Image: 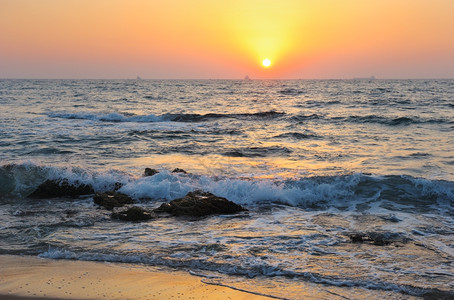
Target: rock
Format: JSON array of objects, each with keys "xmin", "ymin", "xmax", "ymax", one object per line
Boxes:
[
  {"xmin": 28, "ymin": 179, "xmax": 94, "ymax": 198},
  {"xmin": 422, "ymin": 290, "xmax": 454, "ymax": 300},
  {"xmin": 367, "ymin": 232, "xmax": 393, "ymax": 246},
  {"xmin": 144, "ymin": 168, "xmax": 159, "ymax": 177},
  {"xmin": 64, "ymin": 209, "xmax": 78, "ymax": 218},
  {"xmin": 112, "ymin": 206, "xmax": 154, "ymax": 221},
  {"xmin": 93, "ymin": 191, "xmax": 134, "ymax": 210},
  {"xmin": 172, "ymin": 168, "xmax": 187, "ymax": 174},
  {"xmin": 113, "ymin": 182, "xmax": 123, "ymax": 191},
  {"xmin": 349, "ymin": 232, "xmax": 402, "ymax": 246},
  {"xmin": 349, "ymin": 233, "xmax": 364, "ymax": 243},
  {"xmin": 153, "ymin": 190, "xmax": 247, "ymax": 217}
]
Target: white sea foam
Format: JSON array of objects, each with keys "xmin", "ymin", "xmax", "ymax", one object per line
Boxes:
[
  {"xmin": 1, "ymin": 161, "xmax": 453, "ymax": 215},
  {"xmin": 116, "ymin": 171, "xmax": 365, "ymax": 209},
  {"xmin": 38, "ymin": 247, "xmax": 450, "ymax": 298}
]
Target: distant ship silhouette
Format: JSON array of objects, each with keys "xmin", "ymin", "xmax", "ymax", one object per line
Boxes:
[
  {"xmin": 137, "ymin": 76, "xmax": 142, "ymax": 80},
  {"xmin": 244, "ymin": 75, "xmax": 251, "ymax": 80}
]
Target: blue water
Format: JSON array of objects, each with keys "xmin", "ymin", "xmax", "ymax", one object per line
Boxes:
[{"xmin": 0, "ymin": 79, "xmax": 453, "ymax": 299}]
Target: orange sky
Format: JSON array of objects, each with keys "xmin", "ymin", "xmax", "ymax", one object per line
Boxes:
[{"xmin": 1, "ymin": 0, "xmax": 454, "ymax": 79}]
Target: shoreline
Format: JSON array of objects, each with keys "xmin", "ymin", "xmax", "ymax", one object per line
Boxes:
[{"xmin": 0, "ymin": 255, "xmax": 273, "ymax": 300}]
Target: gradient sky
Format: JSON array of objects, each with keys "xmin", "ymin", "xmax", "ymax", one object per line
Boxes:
[{"xmin": 1, "ymin": 0, "xmax": 454, "ymax": 79}]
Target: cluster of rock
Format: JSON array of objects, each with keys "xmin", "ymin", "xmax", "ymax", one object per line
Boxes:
[
  {"xmin": 27, "ymin": 168, "xmax": 247, "ymax": 222},
  {"xmin": 143, "ymin": 167, "xmax": 187, "ymax": 176},
  {"xmin": 348, "ymin": 232, "xmax": 408, "ymax": 246},
  {"xmin": 93, "ymin": 191, "xmax": 134, "ymax": 210},
  {"xmin": 111, "ymin": 206, "xmax": 154, "ymax": 221},
  {"xmin": 28, "ymin": 179, "xmax": 94, "ymax": 198},
  {"xmin": 154, "ymin": 190, "xmax": 246, "ymax": 217}
]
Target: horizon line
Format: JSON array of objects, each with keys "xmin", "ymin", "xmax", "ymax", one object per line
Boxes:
[{"xmin": 1, "ymin": 77, "xmax": 454, "ymax": 81}]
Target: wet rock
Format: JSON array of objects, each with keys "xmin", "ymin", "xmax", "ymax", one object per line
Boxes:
[
  {"xmin": 349, "ymin": 232, "xmax": 407, "ymax": 246},
  {"xmin": 93, "ymin": 191, "xmax": 134, "ymax": 210},
  {"xmin": 12, "ymin": 209, "xmax": 31, "ymax": 216},
  {"xmin": 144, "ymin": 168, "xmax": 159, "ymax": 177},
  {"xmin": 422, "ymin": 289, "xmax": 454, "ymax": 300},
  {"xmin": 349, "ymin": 233, "xmax": 364, "ymax": 243},
  {"xmin": 64, "ymin": 209, "xmax": 78, "ymax": 218},
  {"xmin": 172, "ymin": 168, "xmax": 187, "ymax": 174},
  {"xmin": 112, "ymin": 206, "xmax": 154, "ymax": 221},
  {"xmin": 379, "ymin": 215, "xmax": 401, "ymax": 223},
  {"xmin": 113, "ymin": 182, "xmax": 123, "ymax": 191},
  {"xmin": 153, "ymin": 190, "xmax": 247, "ymax": 217},
  {"xmin": 368, "ymin": 233, "xmax": 393, "ymax": 246},
  {"xmin": 28, "ymin": 179, "xmax": 94, "ymax": 198}
]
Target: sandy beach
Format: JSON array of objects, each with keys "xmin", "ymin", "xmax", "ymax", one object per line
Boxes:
[{"xmin": 0, "ymin": 255, "xmax": 273, "ymax": 300}]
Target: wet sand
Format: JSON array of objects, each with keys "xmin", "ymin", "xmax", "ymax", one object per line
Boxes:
[{"xmin": 0, "ymin": 255, "xmax": 273, "ymax": 300}]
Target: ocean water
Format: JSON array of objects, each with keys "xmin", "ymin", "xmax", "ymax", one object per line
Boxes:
[{"xmin": 0, "ymin": 79, "xmax": 453, "ymax": 299}]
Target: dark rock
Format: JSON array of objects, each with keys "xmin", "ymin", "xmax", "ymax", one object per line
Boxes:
[
  {"xmin": 93, "ymin": 191, "xmax": 134, "ymax": 210},
  {"xmin": 12, "ymin": 209, "xmax": 31, "ymax": 216},
  {"xmin": 172, "ymin": 168, "xmax": 187, "ymax": 174},
  {"xmin": 380, "ymin": 215, "xmax": 401, "ymax": 223},
  {"xmin": 113, "ymin": 182, "xmax": 123, "ymax": 191},
  {"xmin": 422, "ymin": 290, "xmax": 454, "ymax": 300},
  {"xmin": 153, "ymin": 190, "xmax": 247, "ymax": 217},
  {"xmin": 144, "ymin": 168, "xmax": 159, "ymax": 176},
  {"xmin": 64, "ymin": 209, "xmax": 78, "ymax": 217},
  {"xmin": 349, "ymin": 232, "xmax": 403, "ymax": 246},
  {"xmin": 112, "ymin": 206, "xmax": 154, "ymax": 221},
  {"xmin": 368, "ymin": 232, "xmax": 393, "ymax": 246},
  {"xmin": 349, "ymin": 233, "xmax": 364, "ymax": 243},
  {"xmin": 28, "ymin": 179, "xmax": 94, "ymax": 198}
]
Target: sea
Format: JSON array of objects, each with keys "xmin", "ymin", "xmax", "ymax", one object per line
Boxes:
[{"xmin": 0, "ymin": 79, "xmax": 453, "ymax": 299}]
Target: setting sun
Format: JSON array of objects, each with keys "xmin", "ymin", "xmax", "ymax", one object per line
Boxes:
[
  {"xmin": 0, "ymin": 0, "xmax": 453, "ymax": 79},
  {"xmin": 262, "ymin": 58, "xmax": 271, "ymax": 68}
]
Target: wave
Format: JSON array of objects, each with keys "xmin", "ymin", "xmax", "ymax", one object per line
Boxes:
[
  {"xmin": 38, "ymin": 247, "xmax": 454, "ymax": 299},
  {"xmin": 166, "ymin": 111, "xmax": 285, "ymax": 122},
  {"xmin": 272, "ymin": 132, "xmax": 319, "ymax": 140},
  {"xmin": 289, "ymin": 113, "xmax": 451, "ymax": 126},
  {"xmin": 1, "ymin": 162, "xmax": 452, "ymax": 214},
  {"xmin": 289, "ymin": 114, "xmax": 322, "ymax": 122},
  {"xmin": 345, "ymin": 115, "xmax": 452, "ymax": 126},
  {"xmin": 25, "ymin": 147, "xmax": 75, "ymax": 155},
  {"xmin": 348, "ymin": 115, "xmax": 416, "ymax": 126},
  {"xmin": 49, "ymin": 112, "xmax": 164, "ymax": 122},
  {"xmin": 49, "ymin": 110, "xmax": 285, "ymax": 123},
  {"xmin": 278, "ymin": 88, "xmax": 305, "ymax": 96},
  {"xmin": 0, "ymin": 162, "xmax": 131, "ymax": 198},
  {"xmin": 222, "ymin": 146, "xmax": 292, "ymax": 157},
  {"xmin": 48, "ymin": 111, "xmax": 451, "ymax": 127}
]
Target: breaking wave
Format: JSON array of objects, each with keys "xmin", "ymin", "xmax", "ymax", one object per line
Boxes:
[
  {"xmin": 49, "ymin": 110, "xmax": 285, "ymax": 123},
  {"xmin": 1, "ymin": 162, "xmax": 452, "ymax": 214}
]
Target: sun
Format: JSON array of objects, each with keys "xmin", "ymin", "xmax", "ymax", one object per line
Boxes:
[{"xmin": 262, "ymin": 58, "xmax": 271, "ymax": 68}]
